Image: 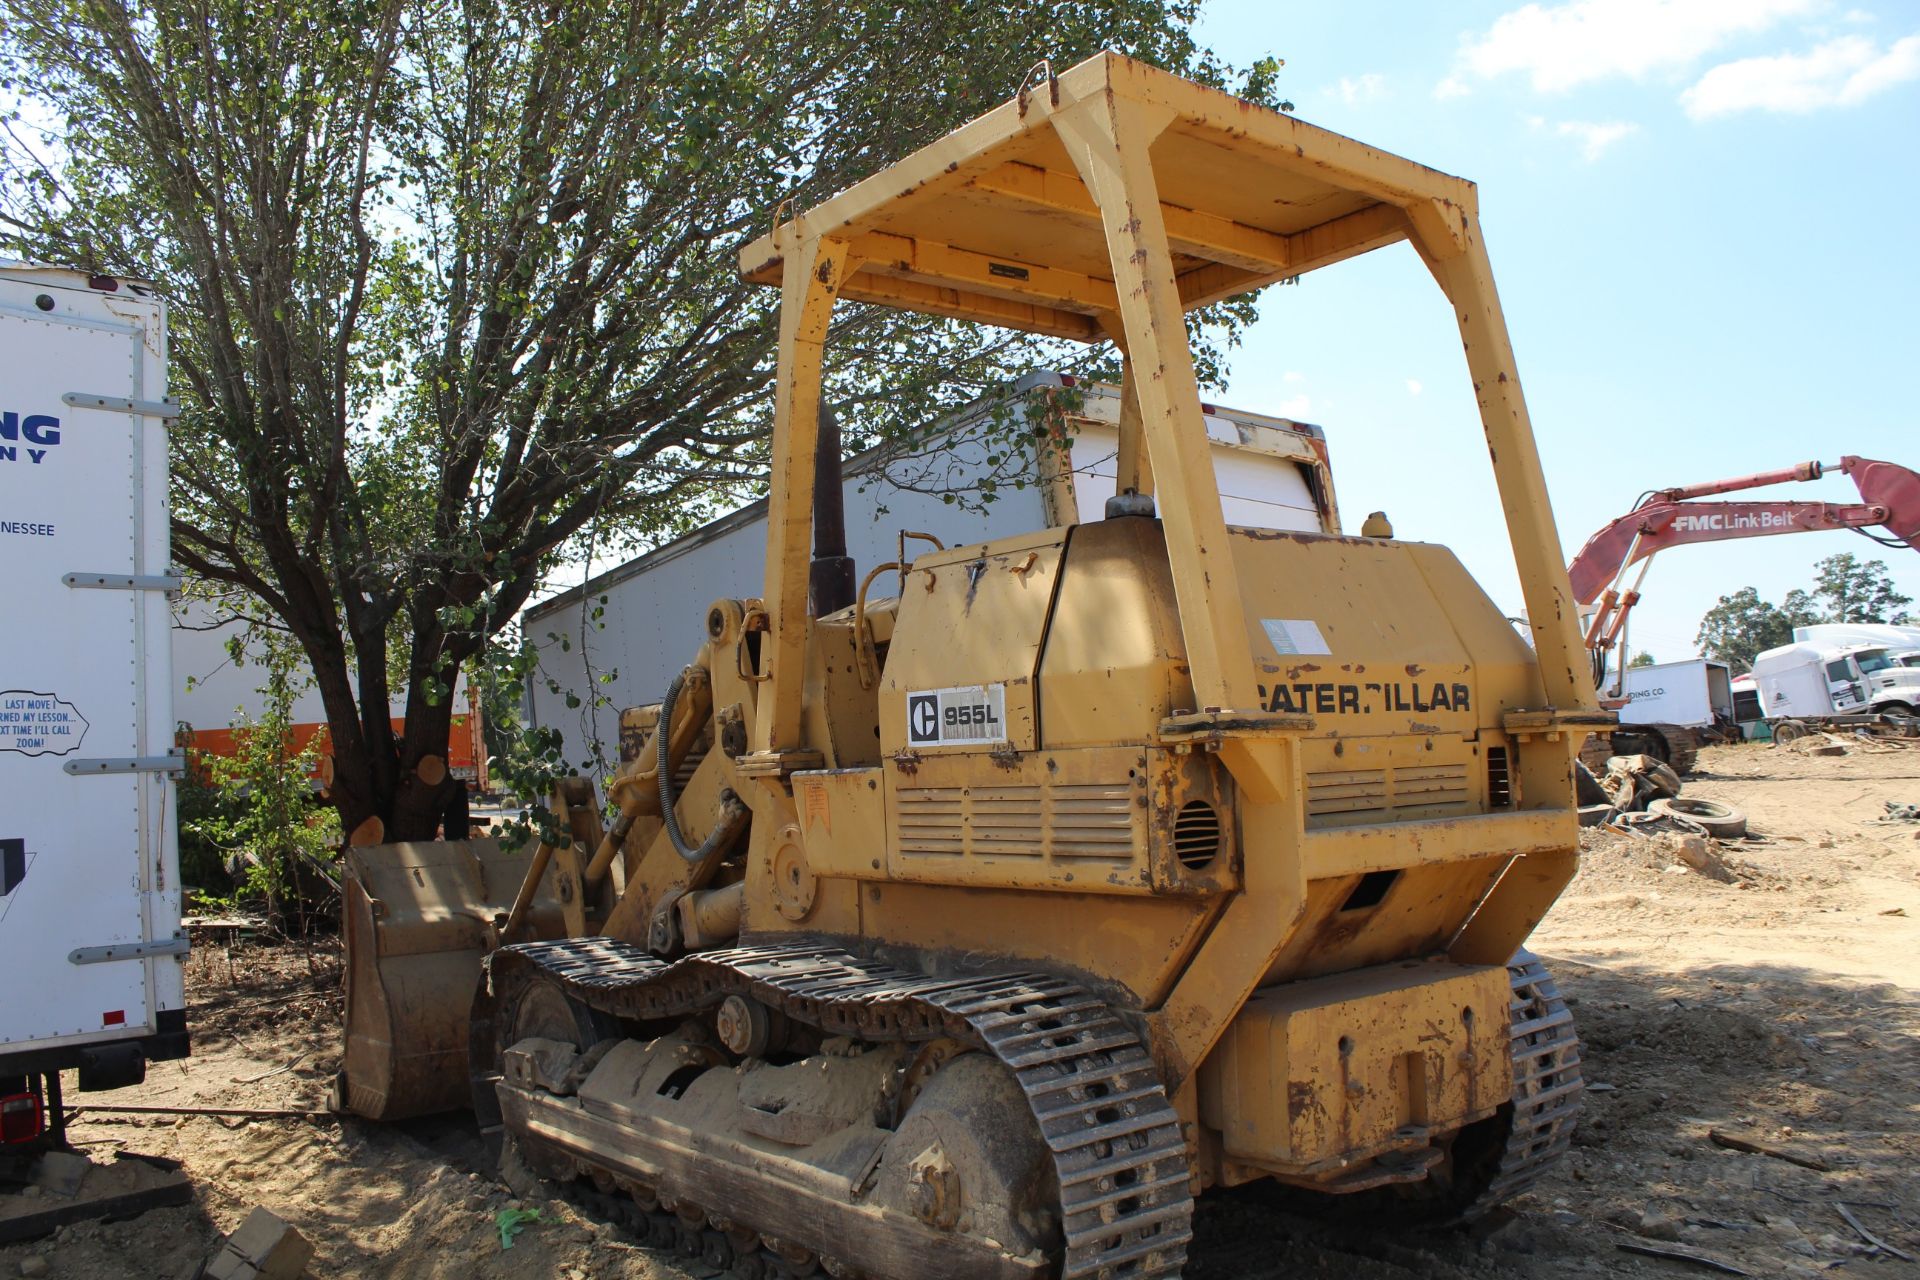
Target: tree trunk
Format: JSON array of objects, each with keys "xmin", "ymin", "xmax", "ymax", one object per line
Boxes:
[{"xmin": 385, "ymin": 614, "xmax": 469, "ymax": 841}]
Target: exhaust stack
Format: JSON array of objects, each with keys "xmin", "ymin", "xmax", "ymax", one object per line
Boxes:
[{"xmin": 809, "ymin": 401, "xmax": 855, "ymax": 616}]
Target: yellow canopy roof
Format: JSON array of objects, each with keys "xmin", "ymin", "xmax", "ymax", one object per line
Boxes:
[{"xmin": 739, "ymin": 51, "xmax": 1477, "ymax": 341}]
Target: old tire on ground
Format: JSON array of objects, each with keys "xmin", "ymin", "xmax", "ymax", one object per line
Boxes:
[
  {"xmin": 1771, "ymin": 719, "xmax": 1810, "ymax": 744},
  {"xmin": 1648, "ymin": 796, "xmax": 1746, "ymax": 839}
]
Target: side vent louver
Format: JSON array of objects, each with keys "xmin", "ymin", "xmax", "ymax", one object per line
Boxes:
[
  {"xmin": 1171, "ymin": 801, "xmax": 1221, "ymax": 869},
  {"xmin": 1487, "ymin": 746, "xmax": 1512, "ymax": 808}
]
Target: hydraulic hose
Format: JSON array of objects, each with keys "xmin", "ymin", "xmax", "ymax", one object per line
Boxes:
[{"xmin": 658, "ymin": 667, "xmax": 749, "ymax": 863}]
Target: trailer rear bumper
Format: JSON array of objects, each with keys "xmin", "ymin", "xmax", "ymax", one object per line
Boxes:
[{"xmin": 0, "ymin": 1008, "xmax": 189, "ymax": 1087}]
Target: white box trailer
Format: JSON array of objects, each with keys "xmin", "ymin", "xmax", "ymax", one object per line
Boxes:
[
  {"xmin": 522, "ymin": 372, "xmax": 1339, "ymax": 764},
  {"xmin": 1615, "ymin": 659, "xmax": 1734, "ymax": 731},
  {"xmin": 0, "ymin": 264, "xmax": 188, "ymax": 1141},
  {"xmin": 1792, "ymin": 622, "xmax": 1920, "ymax": 651}
]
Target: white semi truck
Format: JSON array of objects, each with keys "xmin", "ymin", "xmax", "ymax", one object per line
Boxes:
[
  {"xmin": 1751, "ymin": 640, "xmax": 1920, "ymax": 731},
  {"xmin": 0, "ymin": 263, "xmax": 189, "ymax": 1150}
]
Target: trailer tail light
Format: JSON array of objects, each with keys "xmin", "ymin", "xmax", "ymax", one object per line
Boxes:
[{"xmin": 1, "ymin": 1091, "xmax": 43, "ymax": 1144}]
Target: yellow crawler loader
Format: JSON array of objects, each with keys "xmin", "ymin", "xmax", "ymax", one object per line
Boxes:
[{"xmin": 340, "ymin": 52, "xmax": 1608, "ymax": 1279}]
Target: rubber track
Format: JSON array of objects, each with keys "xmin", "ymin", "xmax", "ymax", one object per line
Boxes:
[
  {"xmin": 1473, "ymin": 950, "xmax": 1585, "ymax": 1213},
  {"xmin": 490, "ymin": 936, "xmax": 1193, "ymax": 1280}
]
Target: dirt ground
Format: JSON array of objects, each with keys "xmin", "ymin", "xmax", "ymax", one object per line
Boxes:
[{"xmin": 4, "ymin": 741, "xmax": 1918, "ymax": 1279}]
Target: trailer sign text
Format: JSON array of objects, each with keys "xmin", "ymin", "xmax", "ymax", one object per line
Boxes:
[
  {"xmin": 0, "ymin": 410, "xmax": 61, "ymax": 464},
  {"xmin": 0, "ymin": 690, "xmax": 88, "ymax": 756}
]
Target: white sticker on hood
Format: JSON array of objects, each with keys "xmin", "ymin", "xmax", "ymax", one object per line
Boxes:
[{"xmin": 1261, "ymin": 618, "xmax": 1330, "ymax": 656}]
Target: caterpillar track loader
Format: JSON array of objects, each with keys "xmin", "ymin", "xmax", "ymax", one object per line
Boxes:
[{"xmin": 340, "ymin": 52, "xmax": 1606, "ymax": 1279}]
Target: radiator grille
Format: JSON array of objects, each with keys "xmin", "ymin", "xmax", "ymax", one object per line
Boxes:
[
  {"xmin": 1305, "ymin": 761, "xmax": 1473, "ymax": 826},
  {"xmin": 1306, "ymin": 769, "xmax": 1387, "ymax": 817},
  {"xmin": 898, "ymin": 783, "xmax": 1134, "ymax": 863},
  {"xmin": 1391, "ymin": 763, "xmax": 1470, "ymax": 810},
  {"xmin": 896, "ymin": 786, "xmax": 967, "ymax": 856}
]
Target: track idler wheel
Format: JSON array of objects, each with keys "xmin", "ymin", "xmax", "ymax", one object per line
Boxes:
[{"xmin": 473, "ymin": 967, "xmax": 622, "ymax": 1165}]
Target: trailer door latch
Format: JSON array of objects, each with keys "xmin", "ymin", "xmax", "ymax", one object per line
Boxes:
[
  {"xmin": 64, "ymin": 752, "xmax": 187, "ymax": 777},
  {"xmin": 69, "ymin": 933, "xmax": 190, "ymax": 965},
  {"xmin": 64, "ymin": 572, "xmax": 183, "ymax": 593},
  {"xmin": 61, "ymin": 392, "xmax": 181, "ymax": 420}
]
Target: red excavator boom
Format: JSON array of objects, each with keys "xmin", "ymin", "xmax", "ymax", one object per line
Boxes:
[{"xmin": 1567, "ymin": 455, "xmax": 1920, "ymax": 693}]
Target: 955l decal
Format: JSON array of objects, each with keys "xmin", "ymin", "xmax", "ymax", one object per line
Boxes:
[{"xmin": 906, "ymin": 683, "xmax": 1008, "ymax": 747}]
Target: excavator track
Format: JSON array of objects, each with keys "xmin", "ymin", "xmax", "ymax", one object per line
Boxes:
[
  {"xmin": 481, "ymin": 936, "xmax": 1193, "ymax": 1280},
  {"xmin": 1605, "ymin": 724, "xmax": 1699, "ymax": 776},
  {"xmin": 1652, "ymin": 725, "xmax": 1700, "ymax": 777}
]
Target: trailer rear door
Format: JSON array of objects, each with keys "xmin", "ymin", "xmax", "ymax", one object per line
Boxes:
[{"xmin": 0, "ymin": 273, "xmax": 180, "ymax": 1055}]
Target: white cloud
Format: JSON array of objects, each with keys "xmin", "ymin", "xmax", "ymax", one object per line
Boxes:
[
  {"xmin": 1335, "ymin": 73, "xmax": 1387, "ymax": 105},
  {"xmin": 1683, "ymin": 33, "xmax": 1920, "ymax": 117},
  {"xmin": 1556, "ymin": 119, "xmax": 1640, "ymax": 159},
  {"xmin": 1451, "ymin": 0, "xmax": 1818, "ymax": 92},
  {"xmin": 1275, "ymin": 394, "xmax": 1312, "ymax": 419},
  {"xmin": 1434, "ymin": 75, "xmax": 1472, "ymax": 100},
  {"xmin": 1406, "ymin": 379, "xmax": 1423, "ymax": 396},
  {"xmin": 1282, "ymin": 370, "xmax": 1305, "ymax": 384}
]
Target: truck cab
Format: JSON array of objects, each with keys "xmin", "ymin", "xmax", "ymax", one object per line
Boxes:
[
  {"xmin": 1752, "ymin": 641, "xmax": 1919, "ymax": 720},
  {"xmin": 1854, "ymin": 646, "xmax": 1920, "ymax": 716}
]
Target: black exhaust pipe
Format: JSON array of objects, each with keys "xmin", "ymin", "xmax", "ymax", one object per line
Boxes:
[{"xmin": 809, "ymin": 400, "xmax": 856, "ymax": 617}]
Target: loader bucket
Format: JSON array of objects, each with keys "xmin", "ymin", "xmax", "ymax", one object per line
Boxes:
[{"xmin": 338, "ymin": 839, "xmax": 565, "ymax": 1120}]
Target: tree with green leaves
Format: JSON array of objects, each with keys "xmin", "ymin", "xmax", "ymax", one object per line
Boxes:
[
  {"xmin": 1695, "ymin": 587, "xmax": 1798, "ymax": 672},
  {"xmin": 1809, "ymin": 553, "xmax": 1913, "ymax": 624},
  {"xmin": 1627, "ymin": 651, "xmax": 1656, "ymax": 668},
  {"xmin": 1, "ymin": 0, "xmax": 1272, "ymax": 839},
  {"xmin": 1695, "ymin": 552, "xmax": 1916, "ymax": 671}
]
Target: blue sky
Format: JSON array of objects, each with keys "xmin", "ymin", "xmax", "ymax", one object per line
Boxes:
[{"xmin": 1191, "ymin": 0, "xmax": 1920, "ymax": 660}]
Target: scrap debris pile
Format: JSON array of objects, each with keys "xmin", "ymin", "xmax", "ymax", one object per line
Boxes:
[
  {"xmin": 1776, "ymin": 726, "xmax": 1920, "ymax": 757},
  {"xmin": 1579, "ymin": 754, "xmax": 1749, "ymax": 839}
]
